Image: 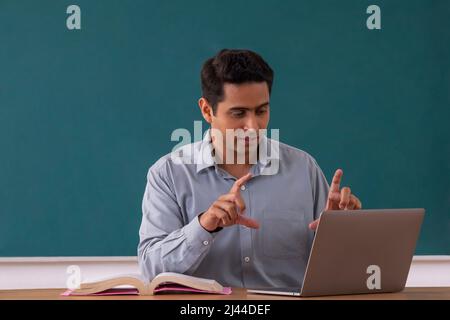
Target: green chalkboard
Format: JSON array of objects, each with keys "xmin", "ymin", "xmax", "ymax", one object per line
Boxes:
[{"xmin": 0, "ymin": 0, "xmax": 449, "ymax": 256}]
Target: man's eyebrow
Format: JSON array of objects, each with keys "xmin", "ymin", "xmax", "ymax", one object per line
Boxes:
[{"xmin": 229, "ymin": 102, "xmax": 270, "ymax": 110}]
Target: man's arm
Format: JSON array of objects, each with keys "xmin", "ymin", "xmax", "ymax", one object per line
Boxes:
[
  {"xmin": 137, "ymin": 163, "xmax": 216, "ymax": 281},
  {"xmin": 310, "ymin": 157, "xmax": 330, "ymax": 221}
]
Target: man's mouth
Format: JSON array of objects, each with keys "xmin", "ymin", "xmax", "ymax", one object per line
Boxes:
[{"xmin": 240, "ymin": 136, "xmax": 258, "ymax": 145}]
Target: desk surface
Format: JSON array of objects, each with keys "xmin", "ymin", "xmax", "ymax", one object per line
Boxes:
[{"xmin": 0, "ymin": 287, "xmax": 449, "ymax": 300}]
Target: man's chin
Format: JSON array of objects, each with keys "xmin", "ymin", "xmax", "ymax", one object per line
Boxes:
[{"xmin": 225, "ymin": 145, "xmax": 259, "ymax": 165}]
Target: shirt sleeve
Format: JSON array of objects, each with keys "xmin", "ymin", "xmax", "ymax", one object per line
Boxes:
[
  {"xmin": 309, "ymin": 157, "xmax": 330, "ymax": 221},
  {"xmin": 137, "ymin": 161, "xmax": 218, "ymax": 281}
]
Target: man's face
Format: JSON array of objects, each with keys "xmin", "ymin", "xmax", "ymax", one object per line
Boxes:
[{"xmin": 199, "ymin": 82, "xmax": 270, "ymax": 162}]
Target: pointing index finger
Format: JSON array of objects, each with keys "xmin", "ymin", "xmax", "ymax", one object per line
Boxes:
[
  {"xmin": 230, "ymin": 173, "xmax": 252, "ymax": 194},
  {"xmin": 330, "ymin": 169, "xmax": 343, "ymax": 193}
]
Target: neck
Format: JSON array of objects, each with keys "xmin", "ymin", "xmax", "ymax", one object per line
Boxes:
[
  {"xmin": 218, "ymin": 163, "xmax": 252, "ymax": 179},
  {"xmin": 212, "ymin": 142, "xmax": 257, "ymax": 179}
]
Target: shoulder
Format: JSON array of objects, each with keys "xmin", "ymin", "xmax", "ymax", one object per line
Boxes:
[
  {"xmin": 276, "ymin": 140, "xmax": 321, "ymax": 170},
  {"xmin": 276, "ymin": 141, "xmax": 329, "ymax": 190},
  {"xmin": 146, "ymin": 140, "xmax": 202, "ymax": 180}
]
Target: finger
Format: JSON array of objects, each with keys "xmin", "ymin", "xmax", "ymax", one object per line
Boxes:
[
  {"xmin": 215, "ymin": 200, "xmax": 238, "ymax": 223},
  {"xmin": 218, "ymin": 193, "xmax": 239, "ymax": 217},
  {"xmin": 220, "ymin": 218, "xmax": 228, "ymax": 226},
  {"xmin": 347, "ymin": 194, "xmax": 362, "ymax": 210},
  {"xmin": 237, "ymin": 215, "xmax": 260, "ymax": 229},
  {"xmin": 233, "ymin": 193, "xmax": 247, "ymax": 215},
  {"xmin": 356, "ymin": 197, "xmax": 362, "ymax": 209},
  {"xmin": 328, "ymin": 191, "xmax": 341, "ymax": 202},
  {"xmin": 339, "ymin": 187, "xmax": 351, "ymax": 209},
  {"xmin": 325, "ymin": 190, "xmax": 341, "ymax": 210},
  {"xmin": 214, "ymin": 214, "xmax": 225, "ymax": 228},
  {"xmin": 218, "ymin": 193, "xmax": 237, "ymax": 202},
  {"xmin": 230, "ymin": 173, "xmax": 252, "ymax": 194},
  {"xmin": 345, "ymin": 198, "xmax": 356, "ymax": 210},
  {"xmin": 216, "ymin": 209, "xmax": 232, "ymax": 226},
  {"xmin": 308, "ymin": 218, "xmax": 320, "ymax": 231},
  {"xmin": 211, "ymin": 206, "xmax": 233, "ymax": 226},
  {"xmin": 330, "ymin": 169, "xmax": 343, "ymax": 194}
]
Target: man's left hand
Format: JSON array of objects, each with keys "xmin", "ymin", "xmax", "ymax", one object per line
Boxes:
[{"xmin": 309, "ymin": 169, "xmax": 362, "ymax": 231}]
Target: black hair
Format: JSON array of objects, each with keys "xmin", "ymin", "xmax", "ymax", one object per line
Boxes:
[{"xmin": 200, "ymin": 49, "xmax": 274, "ymax": 114}]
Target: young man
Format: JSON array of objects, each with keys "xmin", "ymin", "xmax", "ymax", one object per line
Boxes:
[{"xmin": 138, "ymin": 49, "xmax": 362, "ymax": 288}]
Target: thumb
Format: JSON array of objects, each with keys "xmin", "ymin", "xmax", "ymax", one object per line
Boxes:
[
  {"xmin": 237, "ymin": 215, "xmax": 260, "ymax": 229},
  {"xmin": 309, "ymin": 219, "xmax": 320, "ymax": 231}
]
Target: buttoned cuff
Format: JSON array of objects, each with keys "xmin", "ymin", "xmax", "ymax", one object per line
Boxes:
[{"xmin": 183, "ymin": 215, "xmax": 218, "ymax": 250}]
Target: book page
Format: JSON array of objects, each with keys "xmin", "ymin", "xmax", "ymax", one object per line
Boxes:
[
  {"xmin": 150, "ymin": 272, "xmax": 222, "ymax": 293},
  {"xmin": 81, "ymin": 273, "xmax": 146, "ymax": 285}
]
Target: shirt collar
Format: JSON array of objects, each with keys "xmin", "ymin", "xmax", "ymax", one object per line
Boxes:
[
  {"xmin": 195, "ymin": 130, "xmax": 216, "ymax": 173},
  {"xmin": 195, "ymin": 129, "xmax": 277, "ymax": 174}
]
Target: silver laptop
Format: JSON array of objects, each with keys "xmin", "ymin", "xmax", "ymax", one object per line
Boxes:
[{"xmin": 248, "ymin": 208, "xmax": 425, "ymax": 297}]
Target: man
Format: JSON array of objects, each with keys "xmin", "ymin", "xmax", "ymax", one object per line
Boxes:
[{"xmin": 138, "ymin": 49, "xmax": 362, "ymax": 288}]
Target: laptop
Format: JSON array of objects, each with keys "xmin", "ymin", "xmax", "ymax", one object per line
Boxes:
[{"xmin": 247, "ymin": 208, "xmax": 425, "ymax": 297}]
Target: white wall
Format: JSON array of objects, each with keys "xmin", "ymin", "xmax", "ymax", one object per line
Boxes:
[{"xmin": 0, "ymin": 256, "xmax": 449, "ymax": 290}]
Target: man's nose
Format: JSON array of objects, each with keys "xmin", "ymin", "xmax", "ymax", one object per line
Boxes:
[{"xmin": 243, "ymin": 115, "xmax": 259, "ymax": 131}]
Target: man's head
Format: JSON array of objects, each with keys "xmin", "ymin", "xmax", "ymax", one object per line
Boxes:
[{"xmin": 198, "ymin": 49, "xmax": 274, "ymax": 162}]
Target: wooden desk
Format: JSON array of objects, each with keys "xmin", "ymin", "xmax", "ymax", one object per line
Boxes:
[{"xmin": 0, "ymin": 287, "xmax": 449, "ymax": 300}]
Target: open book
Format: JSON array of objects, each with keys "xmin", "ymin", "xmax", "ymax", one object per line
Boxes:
[{"xmin": 62, "ymin": 272, "xmax": 232, "ymax": 296}]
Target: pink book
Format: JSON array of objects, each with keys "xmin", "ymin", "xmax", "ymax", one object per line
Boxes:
[{"xmin": 61, "ymin": 272, "xmax": 232, "ymax": 296}]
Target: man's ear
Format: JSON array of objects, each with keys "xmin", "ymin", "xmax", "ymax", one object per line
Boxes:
[{"xmin": 198, "ymin": 97, "xmax": 213, "ymax": 124}]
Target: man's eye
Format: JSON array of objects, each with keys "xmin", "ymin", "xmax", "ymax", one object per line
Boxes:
[
  {"xmin": 256, "ymin": 108, "xmax": 267, "ymax": 115},
  {"xmin": 231, "ymin": 111, "xmax": 245, "ymax": 117}
]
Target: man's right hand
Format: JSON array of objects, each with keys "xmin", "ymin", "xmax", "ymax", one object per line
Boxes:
[{"xmin": 199, "ymin": 173, "xmax": 260, "ymax": 232}]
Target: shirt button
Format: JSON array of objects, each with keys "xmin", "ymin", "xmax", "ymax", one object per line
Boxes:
[
  {"xmin": 240, "ymin": 185, "xmax": 246, "ymax": 191},
  {"xmin": 244, "ymin": 256, "xmax": 250, "ymax": 263},
  {"xmin": 203, "ymin": 240, "xmax": 209, "ymax": 246}
]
